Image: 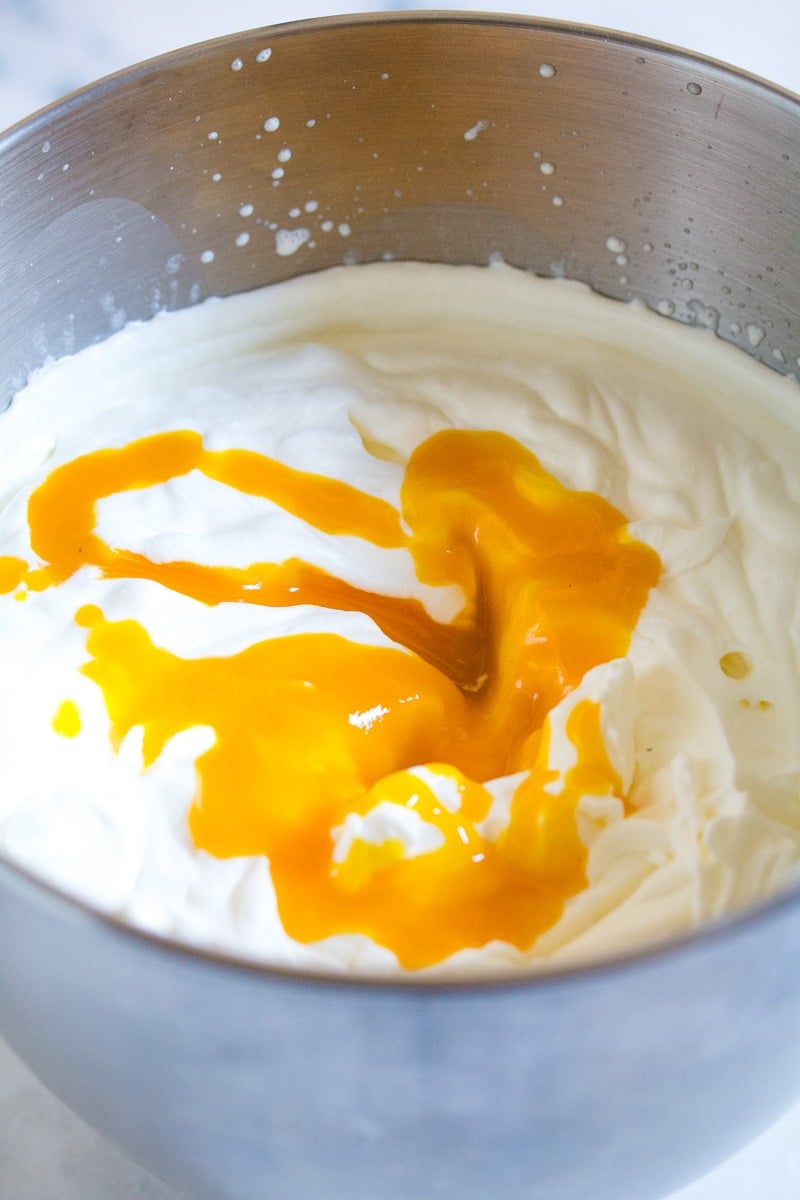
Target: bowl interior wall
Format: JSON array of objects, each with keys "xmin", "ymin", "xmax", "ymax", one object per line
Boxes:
[{"xmin": 1, "ymin": 14, "xmax": 798, "ymax": 407}]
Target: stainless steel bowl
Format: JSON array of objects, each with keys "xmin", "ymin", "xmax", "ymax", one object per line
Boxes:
[{"xmin": 1, "ymin": 13, "xmax": 799, "ymax": 1200}]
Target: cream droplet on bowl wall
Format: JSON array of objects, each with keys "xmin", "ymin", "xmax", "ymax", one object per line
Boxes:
[
  {"xmin": 464, "ymin": 119, "xmax": 490, "ymax": 141},
  {"xmin": 275, "ymin": 227, "xmax": 311, "ymax": 256}
]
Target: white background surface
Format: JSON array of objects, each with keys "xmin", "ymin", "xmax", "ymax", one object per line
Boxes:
[{"xmin": 1, "ymin": 2, "xmax": 799, "ymax": 1199}]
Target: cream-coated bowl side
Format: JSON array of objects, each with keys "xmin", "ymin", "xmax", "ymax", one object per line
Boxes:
[{"xmin": 0, "ymin": 14, "xmax": 799, "ymax": 1200}]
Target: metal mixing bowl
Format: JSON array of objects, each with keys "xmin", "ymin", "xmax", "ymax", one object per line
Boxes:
[{"xmin": 0, "ymin": 12, "xmax": 799, "ymax": 1200}]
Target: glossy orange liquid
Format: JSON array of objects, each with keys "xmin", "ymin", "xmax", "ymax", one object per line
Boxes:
[
  {"xmin": 15, "ymin": 427, "xmax": 660, "ymax": 967},
  {"xmin": 0, "ymin": 555, "xmax": 27, "ymax": 594}
]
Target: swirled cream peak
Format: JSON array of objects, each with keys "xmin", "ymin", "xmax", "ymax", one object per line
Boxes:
[{"xmin": 0, "ymin": 261, "xmax": 799, "ymax": 976}]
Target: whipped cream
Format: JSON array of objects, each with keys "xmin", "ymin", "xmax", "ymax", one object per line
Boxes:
[{"xmin": 1, "ymin": 261, "xmax": 799, "ymax": 977}]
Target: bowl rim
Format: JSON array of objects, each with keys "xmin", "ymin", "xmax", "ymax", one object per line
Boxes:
[
  {"xmin": 1, "ymin": 8, "xmax": 799, "ymax": 995},
  {"xmin": 3, "ymin": 843, "xmax": 800, "ymax": 995},
  {"xmin": 1, "ymin": 7, "xmax": 798, "ymax": 148}
]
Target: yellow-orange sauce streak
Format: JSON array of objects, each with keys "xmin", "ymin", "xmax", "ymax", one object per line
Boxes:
[
  {"xmin": 0, "ymin": 555, "xmax": 27, "ymax": 594},
  {"xmin": 19, "ymin": 427, "xmax": 660, "ymax": 967}
]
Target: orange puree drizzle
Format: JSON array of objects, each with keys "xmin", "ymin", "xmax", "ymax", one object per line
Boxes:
[
  {"xmin": 0, "ymin": 555, "xmax": 28, "ymax": 594},
  {"xmin": 22, "ymin": 427, "xmax": 659, "ymax": 967}
]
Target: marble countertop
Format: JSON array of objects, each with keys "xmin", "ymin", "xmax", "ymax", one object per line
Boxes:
[{"xmin": 1, "ymin": 2, "xmax": 800, "ymax": 1199}]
